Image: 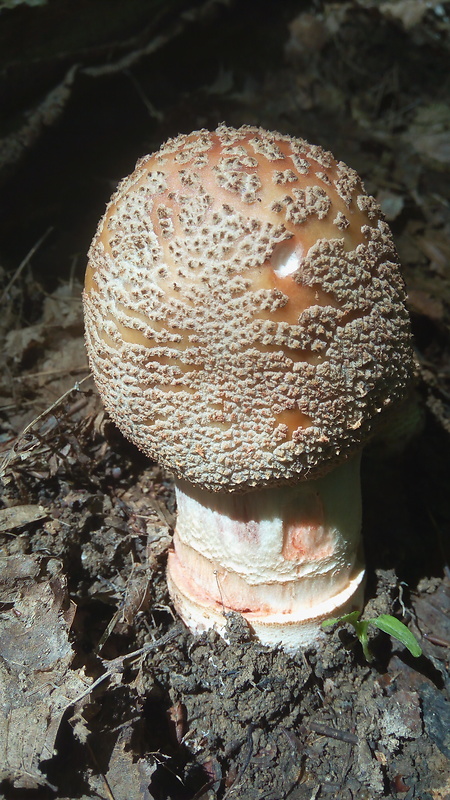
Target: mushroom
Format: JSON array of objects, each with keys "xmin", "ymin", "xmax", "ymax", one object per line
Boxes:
[{"xmin": 83, "ymin": 125, "xmax": 414, "ymax": 650}]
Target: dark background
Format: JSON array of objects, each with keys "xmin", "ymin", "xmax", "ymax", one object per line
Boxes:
[{"xmin": 2, "ymin": 0, "xmax": 448, "ymax": 298}]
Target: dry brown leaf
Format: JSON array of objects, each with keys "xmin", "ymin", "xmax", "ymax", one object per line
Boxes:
[
  {"xmin": 121, "ymin": 562, "xmax": 152, "ymax": 625},
  {"xmin": 376, "ymin": 190, "xmax": 405, "ymax": 221},
  {"xmin": 5, "ymin": 324, "xmax": 45, "ymax": 363},
  {"xmin": 406, "ymin": 104, "xmax": 450, "ymax": 167},
  {"xmin": 430, "ymin": 774, "xmax": 450, "ymax": 800},
  {"xmin": 285, "ymin": 12, "xmax": 330, "ymax": 59},
  {"xmin": 407, "ymin": 288, "xmax": 445, "ymax": 321},
  {"xmin": 0, "ymin": 503, "xmax": 48, "ymax": 532},
  {"xmin": 38, "ymin": 336, "xmax": 88, "ymax": 388},
  {"xmin": 42, "ymin": 283, "xmax": 84, "ymax": 330},
  {"xmin": 0, "ymin": 555, "xmax": 91, "ymax": 789},
  {"xmin": 379, "ymin": 0, "xmax": 430, "ymax": 29},
  {"xmin": 416, "ymin": 233, "xmax": 450, "ymax": 278},
  {"xmin": 100, "ymin": 727, "xmax": 157, "ymax": 800}
]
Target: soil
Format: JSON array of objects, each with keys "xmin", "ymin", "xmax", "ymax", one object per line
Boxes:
[{"xmin": 1, "ymin": 1, "xmax": 450, "ymax": 799}]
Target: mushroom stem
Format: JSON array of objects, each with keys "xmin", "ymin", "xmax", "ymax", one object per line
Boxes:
[{"xmin": 167, "ymin": 454, "xmax": 365, "ymax": 650}]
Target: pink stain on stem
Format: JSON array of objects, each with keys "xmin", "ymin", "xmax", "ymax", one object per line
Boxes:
[{"xmin": 282, "ymin": 490, "xmax": 334, "ymax": 563}]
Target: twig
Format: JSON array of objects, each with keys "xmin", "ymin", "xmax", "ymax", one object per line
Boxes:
[
  {"xmin": 0, "ymin": 375, "xmax": 91, "ymax": 478},
  {"xmin": 81, "ymin": 0, "xmax": 230, "ymax": 78},
  {"xmin": 423, "ymin": 632, "xmax": 450, "ymax": 648},
  {"xmin": 0, "ymin": 227, "xmax": 53, "ymax": 304},
  {"xmin": 0, "ymin": 1, "xmax": 233, "ymax": 175},
  {"xmin": 0, "ymin": 399, "xmax": 43, "ymax": 413},
  {"xmin": 222, "ymin": 724, "xmax": 254, "ymax": 798},
  {"xmin": 85, "ymin": 740, "xmax": 117, "ymax": 800},
  {"xmin": 65, "ymin": 626, "xmax": 183, "ymax": 711},
  {"xmin": 124, "ymin": 69, "xmax": 164, "ymax": 121},
  {"xmin": 94, "ymin": 607, "xmax": 124, "ymax": 655},
  {"xmin": 308, "ymin": 721, "xmax": 358, "ymax": 745},
  {"xmin": 0, "ymin": 66, "xmax": 77, "ymax": 174},
  {"xmin": 13, "ymin": 366, "xmax": 88, "ymax": 381},
  {"xmin": 282, "ymin": 727, "xmax": 305, "ymax": 754},
  {"xmin": 190, "ymin": 780, "xmax": 218, "ymax": 800}
]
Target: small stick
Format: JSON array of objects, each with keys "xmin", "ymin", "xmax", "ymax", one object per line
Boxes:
[
  {"xmin": 64, "ymin": 626, "xmax": 182, "ymax": 711},
  {"xmin": 308, "ymin": 721, "xmax": 358, "ymax": 745},
  {"xmin": 0, "ymin": 375, "xmax": 91, "ymax": 477},
  {"xmin": 85, "ymin": 741, "xmax": 117, "ymax": 800},
  {"xmin": 82, "ymin": 0, "xmax": 224, "ymax": 78},
  {"xmin": 222, "ymin": 724, "xmax": 254, "ymax": 798},
  {"xmin": 423, "ymin": 632, "xmax": 450, "ymax": 648},
  {"xmin": 0, "ymin": 227, "xmax": 53, "ymax": 304},
  {"xmin": 13, "ymin": 366, "xmax": 88, "ymax": 381}
]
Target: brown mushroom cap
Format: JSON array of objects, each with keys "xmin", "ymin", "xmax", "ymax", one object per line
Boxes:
[{"xmin": 83, "ymin": 124, "xmax": 413, "ymax": 491}]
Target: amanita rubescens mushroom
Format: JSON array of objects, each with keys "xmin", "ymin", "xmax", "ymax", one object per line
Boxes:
[{"xmin": 83, "ymin": 125, "xmax": 414, "ymax": 650}]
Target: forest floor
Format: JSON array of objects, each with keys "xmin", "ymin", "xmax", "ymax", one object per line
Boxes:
[{"xmin": 1, "ymin": 1, "xmax": 450, "ymax": 798}]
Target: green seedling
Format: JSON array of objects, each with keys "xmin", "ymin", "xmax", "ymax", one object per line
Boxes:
[{"xmin": 322, "ymin": 611, "xmax": 422, "ymax": 662}]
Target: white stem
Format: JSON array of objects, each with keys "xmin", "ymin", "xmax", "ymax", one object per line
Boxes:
[{"xmin": 167, "ymin": 454, "xmax": 365, "ymax": 650}]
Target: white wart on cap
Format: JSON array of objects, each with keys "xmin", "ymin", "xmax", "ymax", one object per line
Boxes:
[{"xmin": 83, "ymin": 125, "xmax": 414, "ymax": 648}]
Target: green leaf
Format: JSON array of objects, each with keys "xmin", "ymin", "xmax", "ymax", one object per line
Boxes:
[
  {"xmin": 321, "ymin": 610, "xmax": 361, "ymax": 629},
  {"xmin": 354, "ymin": 620, "xmax": 372, "ymax": 661},
  {"xmin": 371, "ymin": 615, "xmax": 422, "ymax": 658},
  {"xmin": 322, "ymin": 611, "xmax": 422, "ymax": 663},
  {"xmin": 322, "ymin": 612, "xmax": 374, "ymax": 660}
]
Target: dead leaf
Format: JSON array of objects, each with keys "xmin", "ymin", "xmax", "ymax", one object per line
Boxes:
[
  {"xmin": 121, "ymin": 563, "xmax": 151, "ymax": 625},
  {"xmin": 0, "ymin": 555, "xmax": 91, "ymax": 789},
  {"xmin": 406, "ymin": 104, "xmax": 450, "ymax": 167},
  {"xmin": 286, "ymin": 12, "xmax": 330, "ymax": 59},
  {"xmin": 416, "ymin": 233, "xmax": 450, "ymax": 278},
  {"xmin": 5, "ymin": 324, "xmax": 45, "ymax": 362},
  {"xmin": 379, "ymin": 0, "xmax": 430, "ymax": 29},
  {"xmin": 0, "ymin": 503, "xmax": 48, "ymax": 533},
  {"xmin": 42, "ymin": 283, "xmax": 84, "ymax": 330},
  {"xmin": 379, "ymin": 689, "xmax": 422, "ymax": 744},
  {"xmin": 92, "ymin": 725, "xmax": 157, "ymax": 800},
  {"xmin": 376, "ymin": 190, "xmax": 404, "ymax": 221},
  {"xmin": 407, "ymin": 288, "xmax": 444, "ymax": 321}
]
